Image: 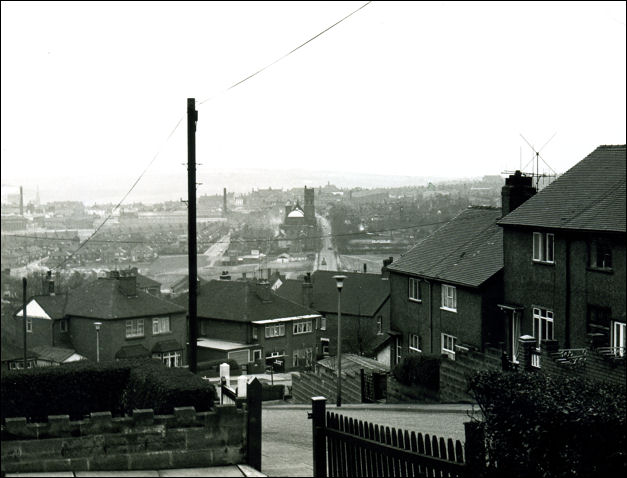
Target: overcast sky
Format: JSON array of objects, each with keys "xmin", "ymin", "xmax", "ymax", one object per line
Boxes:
[{"xmin": 1, "ymin": 1, "xmax": 625, "ymax": 204}]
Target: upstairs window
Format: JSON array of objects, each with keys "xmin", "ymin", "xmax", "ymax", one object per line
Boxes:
[
  {"xmin": 293, "ymin": 321, "xmax": 313, "ymax": 335},
  {"xmin": 26, "ymin": 317, "xmax": 33, "ymax": 333},
  {"xmin": 441, "ymin": 284, "xmax": 457, "ymax": 312},
  {"xmin": 320, "ymin": 317, "xmax": 327, "ymax": 331},
  {"xmin": 589, "ymin": 239, "xmax": 612, "ymax": 270},
  {"xmin": 126, "ymin": 319, "xmax": 144, "ymax": 338},
  {"xmin": 252, "ymin": 327, "xmax": 258, "ymax": 340},
  {"xmin": 60, "ymin": 319, "xmax": 68, "ymax": 333},
  {"xmin": 533, "ymin": 232, "xmax": 554, "ymax": 264},
  {"xmin": 408, "ymin": 278, "xmax": 421, "ymax": 302},
  {"xmin": 152, "ymin": 316, "xmax": 170, "ymax": 335},
  {"xmin": 376, "ymin": 316, "xmax": 383, "ymax": 335},
  {"xmin": 265, "ymin": 324, "xmax": 285, "ymax": 338}
]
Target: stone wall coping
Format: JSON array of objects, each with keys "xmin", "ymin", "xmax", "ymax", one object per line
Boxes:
[{"xmin": 2, "ymin": 405, "xmax": 245, "ymax": 441}]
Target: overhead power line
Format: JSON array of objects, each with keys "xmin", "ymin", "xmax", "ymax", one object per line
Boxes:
[{"xmin": 198, "ymin": 1, "xmax": 372, "ymax": 105}]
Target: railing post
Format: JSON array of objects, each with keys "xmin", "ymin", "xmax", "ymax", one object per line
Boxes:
[
  {"xmin": 247, "ymin": 377, "xmax": 262, "ymax": 471},
  {"xmin": 464, "ymin": 420, "xmax": 486, "ymax": 477},
  {"xmin": 311, "ymin": 396, "xmax": 327, "ymax": 478}
]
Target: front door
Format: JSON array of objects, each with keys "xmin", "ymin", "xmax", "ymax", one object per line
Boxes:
[{"xmin": 511, "ymin": 311, "xmax": 521, "ymax": 363}]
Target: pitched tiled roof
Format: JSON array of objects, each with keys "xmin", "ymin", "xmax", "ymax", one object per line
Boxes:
[
  {"xmin": 64, "ymin": 278, "xmax": 185, "ymax": 319},
  {"xmin": 277, "ymin": 271, "xmax": 390, "ymax": 317},
  {"xmin": 136, "ymin": 274, "xmax": 161, "ymax": 289},
  {"xmin": 387, "ymin": 206, "xmax": 503, "ymax": 288},
  {"xmin": 31, "ymin": 345, "xmax": 80, "ymax": 363},
  {"xmin": 174, "ymin": 280, "xmax": 321, "ymax": 323},
  {"xmin": 32, "ymin": 294, "xmax": 68, "ymax": 319},
  {"xmin": 498, "ymin": 145, "xmax": 626, "ymax": 232},
  {"xmin": 115, "ymin": 344, "xmax": 150, "ymax": 359},
  {"xmin": 1, "ymin": 342, "xmax": 37, "ymax": 362}
]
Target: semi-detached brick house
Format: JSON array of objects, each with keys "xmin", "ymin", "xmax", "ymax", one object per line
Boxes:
[
  {"xmin": 175, "ymin": 278, "xmax": 323, "ymax": 372},
  {"xmin": 386, "ymin": 206, "xmax": 507, "ymax": 367},
  {"xmin": 15, "ymin": 270, "xmax": 187, "ymax": 367},
  {"xmin": 276, "ymin": 270, "xmax": 391, "ymax": 359},
  {"xmin": 497, "ymin": 144, "xmax": 626, "ymax": 364}
]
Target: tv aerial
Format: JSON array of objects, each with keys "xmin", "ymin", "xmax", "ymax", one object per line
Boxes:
[{"xmin": 503, "ymin": 132, "xmax": 558, "ymax": 190}]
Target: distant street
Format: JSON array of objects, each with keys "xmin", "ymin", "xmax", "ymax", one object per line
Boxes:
[
  {"xmin": 315, "ymin": 215, "xmax": 339, "ymax": 271},
  {"xmin": 261, "ymin": 404, "xmax": 474, "ymax": 477},
  {"xmin": 203, "ymin": 232, "xmax": 230, "ymax": 265}
]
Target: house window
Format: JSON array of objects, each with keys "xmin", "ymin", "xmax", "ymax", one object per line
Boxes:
[
  {"xmin": 266, "ymin": 350, "xmax": 285, "ymax": 358},
  {"xmin": 532, "ymin": 307, "xmax": 554, "ymax": 347},
  {"xmin": 152, "ymin": 316, "xmax": 170, "ymax": 335},
  {"xmin": 587, "ymin": 305, "xmax": 611, "ymax": 336},
  {"xmin": 409, "ymin": 278, "xmax": 421, "ymax": 302},
  {"xmin": 377, "ymin": 316, "xmax": 383, "ymax": 335},
  {"xmin": 611, "ymin": 321, "xmax": 625, "ymax": 357},
  {"xmin": 293, "ymin": 321, "xmax": 313, "ymax": 335},
  {"xmin": 321, "ymin": 338, "xmax": 330, "ymax": 355},
  {"xmin": 533, "ymin": 232, "xmax": 554, "ymax": 263},
  {"xmin": 26, "ymin": 317, "xmax": 33, "ymax": 333},
  {"xmin": 59, "ymin": 319, "xmax": 68, "ymax": 333},
  {"xmin": 589, "ymin": 240, "xmax": 612, "ymax": 270},
  {"xmin": 441, "ymin": 284, "xmax": 457, "ymax": 312},
  {"xmin": 293, "ymin": 347, "xmax": 313, "ymax": 367},
  {"xmin": 395, "ymin": 336, "xmax": 402, "ymax": 365},
  {"xmin": 321, "ymin": 317, "xmax": 326, "ymax": 331},
  {"xmin": 125, "ymin": 319, "xmax": 144, "ymax": 338},
  {"xmin": 441, "ymin": 333, "xmax": 457, "ymax": 359},
  {"xmin": 252, "ymin": 327, "xmax": 258, "ymax": 340},
  {"xmin": 152, "ymin": 351, "xmax": 181, "ymax": 368},
  {"xmin": 265, "ymin": 324, "xmax": 285, "ymax": 338},
  {"xmin": 253, "ymin": 349, "xmax": 262, "ymax": 361},
  {"xmin": 409, "ymin": 334, "xmax": 421, "ymax": 352}
]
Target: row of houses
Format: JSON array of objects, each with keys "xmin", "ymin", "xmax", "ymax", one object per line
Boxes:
[
  {"xmin": 386, "ymin": 144, "xmax": 625, "ymax": 369},
  {"xmin": 5, "ymin": 145, "xmax": 625, "ymax": 384}
]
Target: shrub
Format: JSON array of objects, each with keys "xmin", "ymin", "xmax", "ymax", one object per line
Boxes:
[
  {"xmin": 122, "ymin": 359, "xmax": 216, "ymax": 415},
  {"xmin": 261, "ymin": 383, "xmax": 285, "ymax": 401},
  {"xmin": 468, "ymin": 370, "xmax": 627, "ymax": 478},
  {"xmin": 1, "ymin": 361, "xmax": 130, "ymax": 422},
  {"xmin": 392, "ymin": 354, "xmax": 440, "ymax": 390}
]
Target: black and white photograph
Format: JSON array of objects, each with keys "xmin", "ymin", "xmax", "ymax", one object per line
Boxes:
[{"xmin": 1, "ymin": 1, "xmax": 625, "ymax": 477}]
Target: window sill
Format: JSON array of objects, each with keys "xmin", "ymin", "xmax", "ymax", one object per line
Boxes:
[
  {"xmin": 125, "ymin": 335, "xmax": 145, "ymax": 340},
  {"xmin": 153, "ymin": 331, "xmax": 173, "ymax": 336},
  {"xmin": 409, "ymin": 298, "xmax": 422, "ymax": 303},
  {"xmin": 586, "ymin": 266, "xmax": 613, "ymax": 275},
  {"xmin": 409, "ymin": 347, "xmax": 421, "ymax": 353},
  {"xmin": 532, "ymin": 260, "xmax": 555, "ymax": 266},
  {"xmin": 440, "ymin": 306, "xmax": 457, "ymax": 313}
]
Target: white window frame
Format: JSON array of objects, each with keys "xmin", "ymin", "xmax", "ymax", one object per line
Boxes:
[
  {"xmin": 408, "ymin": 277, "xmax": 421, "ymax": 302},
  {"xmin": 441, "ymin": 333, "xmax": 457, "ymax": 359},
  {"xmin": 293, "ymin": 321, "xmax": 313, "ymax": 335},
  {"xmin": 26, "ymin": 317, "xmax": 33, "ymax": 333},
  {"xmin": 611, "ymin": 321, "xmax": 626, "ymax": 357},
  {"xmin": 265, "ymin": 324, "xmax": 285, "ymax": 338},
  {"xmin": 253, "ymin": 349, "xmax": 262, "ymax": 361},
  {"xmin": 533, "ymin": 232, "xmax": 555, "ymax": 264},
  {"xmin": 395, "ymin": 336, "xmax": 402, "ymax": 365},
  {"xmin": 266, "ymin": 350, "xmax": 285, "ymax": 358},
  {"xmin": 441, "ymin": 284, "xmax": 457, "ymax": 312},
  {"xmin": 152, "ymin": 316, "xmax": 170, "ymax": 335},
  {"xmin": 59, "ymin": 319, "xmax": 68, "ymax": 333},
  {"xmin": 320, "ymin": 317, "xmax": 326, "ymax": 331},
  {"xmin": 409, "ymin": 334, "xmax": 421, "ymax": 352},
  {"xmin": 125, "ymin": 319, "xmax": 144, "ymax": 338},
  {"xmin": 321, "ymin": 338, "xmax": 330, "ymax": 355},
  {"xmin": 533, "ymin": 307, "xmax": 554, "ymax": 349}
]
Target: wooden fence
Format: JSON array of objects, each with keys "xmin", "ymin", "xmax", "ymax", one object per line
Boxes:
[{"xmin": 310, "ymin": 397, "xmax": 476, "ymax": 477}]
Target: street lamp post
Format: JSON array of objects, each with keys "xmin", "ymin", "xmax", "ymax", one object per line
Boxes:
[
  {"xmin": 333, "ymin": 275, "xmax": 347, "ymax": 407},
  {"xmin": 94, "ymin": 322, "xmax": 102, "ymax": 363}
]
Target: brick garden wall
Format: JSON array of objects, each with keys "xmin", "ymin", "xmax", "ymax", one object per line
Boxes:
[
  {"xmin": 538, "ymin": 344, "xmax": 626, "ymax": 385},
  {"xmin": 1, "ymin": 405, "xmax": 246, "ymax": 474},
  {"xmin": 439, "ymin": 348, "xmax": 502, "ymax": 402}
]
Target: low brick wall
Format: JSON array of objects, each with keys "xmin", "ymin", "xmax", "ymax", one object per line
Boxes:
[
  {"xmin": 386, "ymin": 375, "xmax": 440, "ymax": 404},
  {"xmin": 439, "ymin": 348, "xmax": 502, "ymax": 403},
  {"xmin": 538, "ymin": 346, "xmax": 626, "ymax": 384},
  {"xmin": 1, "ymin": 405, "xmax": 246, "ymax": 474},
  {"xmin": 292, "ymin": 367, "xmax": 362, "ymax": 404}
]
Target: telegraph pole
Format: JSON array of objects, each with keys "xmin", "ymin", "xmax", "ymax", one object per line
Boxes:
[
  {"xmin": 187, "ymin": 98, "xmax": 198, "ymax": 373},
  {"xmin": 22, "ymin": 278, "xmax": 27, "ymax": 369}
]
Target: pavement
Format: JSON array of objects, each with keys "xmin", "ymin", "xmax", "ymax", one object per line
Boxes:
[{"xmin": 5, "ymin": 465, "xmax": 266, "ymax": 477}]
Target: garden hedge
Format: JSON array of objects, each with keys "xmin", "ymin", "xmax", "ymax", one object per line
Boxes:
[
  {"xmin": 468, "ymin": 370, "xmax": 626, "ymax": 478},
  {"xmin": 392, "ymin": 353, "xmax": 440, "ymax": 391},
  {"xmin": 1, "ymin": 359, "xmax": 216, "ymax": 422}
]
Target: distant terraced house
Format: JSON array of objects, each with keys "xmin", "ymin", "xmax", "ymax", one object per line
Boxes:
[{"xmin": 14, "ymin": 269, "xmax": 187, "ymax": 367}]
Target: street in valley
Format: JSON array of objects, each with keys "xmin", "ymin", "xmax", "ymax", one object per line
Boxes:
[
  {"xmin": 315, "ymin": 215, "xmax": 339, "ymax": 271},
  {"xmin": 261, "ymin": 404, "xmax": 476, "ymax": 477}
]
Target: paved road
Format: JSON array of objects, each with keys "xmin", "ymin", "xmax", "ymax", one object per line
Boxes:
[
  {"xmin": 315, "ymin": 215, "xmax": 339, "ymax": 271},
  {"xmin": 261, "ymin": 405, "xmax": 476, "ymax": 477},
  {"xmin": 203, "ymin": 232, "xmax": 230, "ymax": 263}
]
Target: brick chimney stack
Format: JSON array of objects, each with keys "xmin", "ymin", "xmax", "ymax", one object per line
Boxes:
[
  {"xmin": 19, "ymin": 186, "xmax": 23, "ymax": 216},
  {"xmin": 116, "ymin": 269, "xmax": 137, "ymax": 297},
  {"xmin": 501, "ymin": 170, "xmax": 536, "ymax": 217},
  {"xmin": 223, "ymin": 187, "xmax": 228, "ymax": 217},
  {"xmin": 302, "ymin": 272, "xmax": 313, "ymax": 307}
]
